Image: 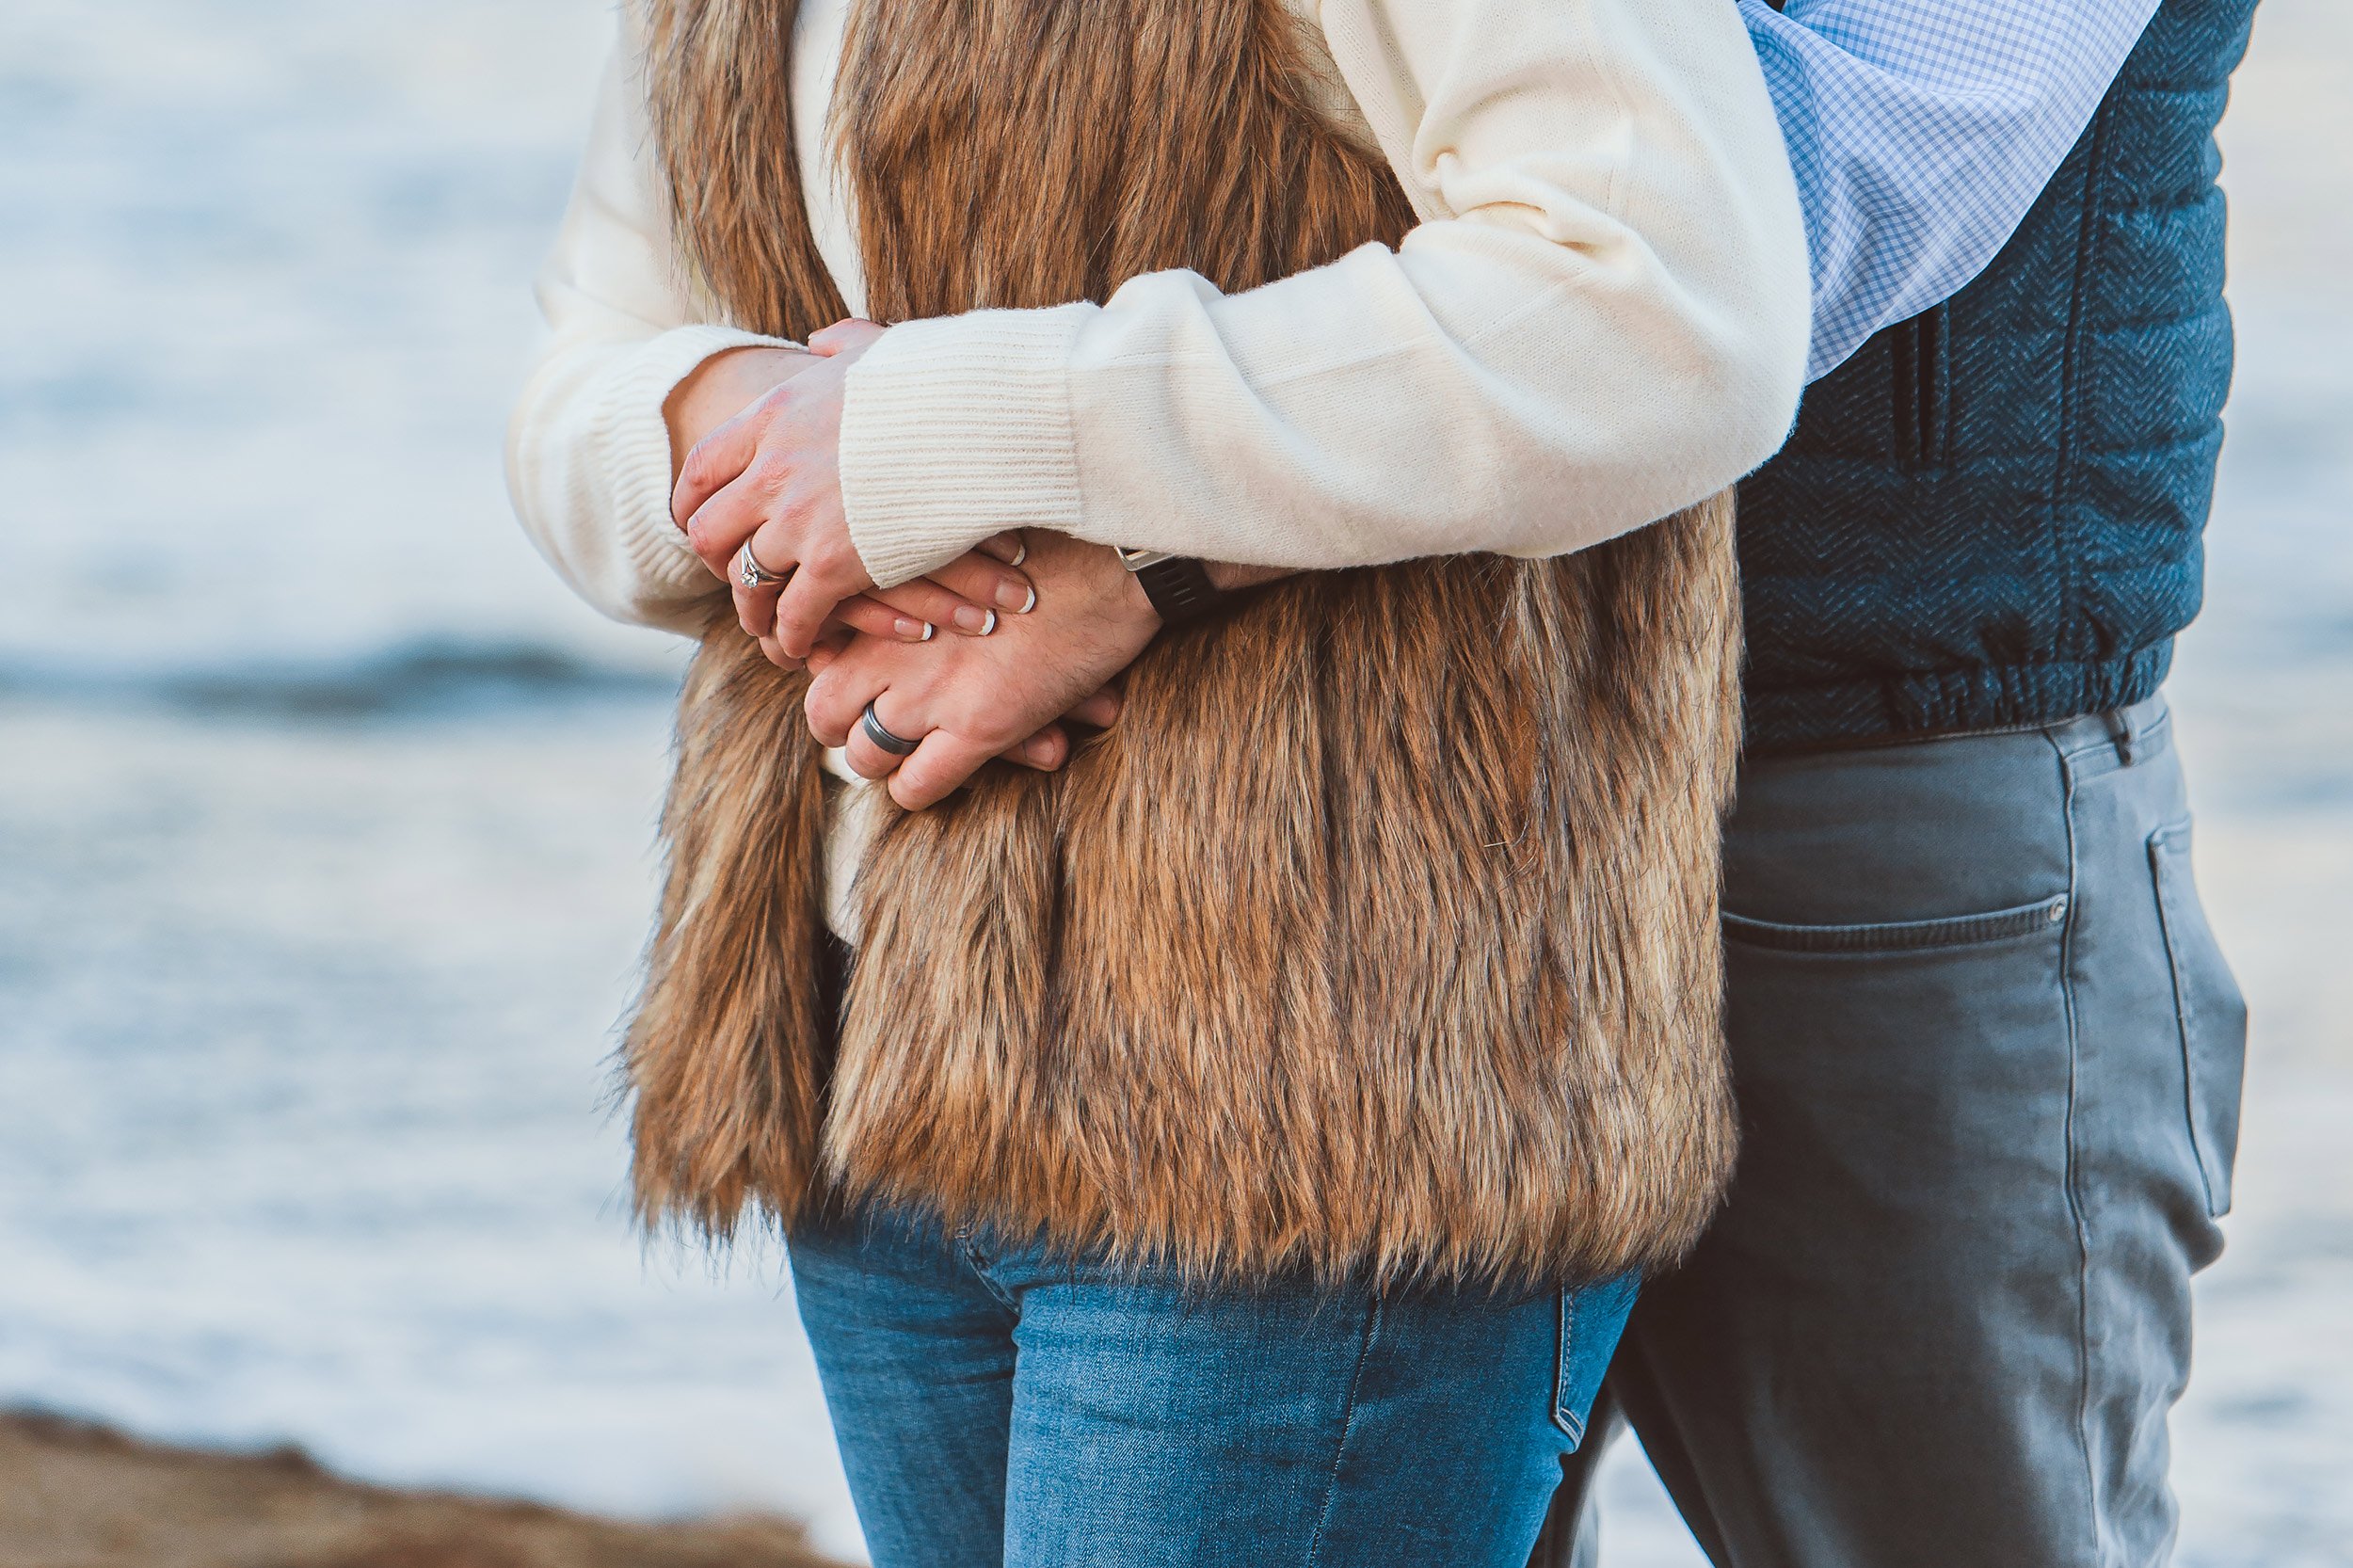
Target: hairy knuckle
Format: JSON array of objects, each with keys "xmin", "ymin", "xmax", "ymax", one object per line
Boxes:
[{"xmin": 950, "ymin": 702, "xmax": 1015, "ymax": 749}]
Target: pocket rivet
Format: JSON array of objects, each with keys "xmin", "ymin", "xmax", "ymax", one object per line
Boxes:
[{"xmin": 2049, "ymin": 900, "xmax": 2069, "ymax": 922}]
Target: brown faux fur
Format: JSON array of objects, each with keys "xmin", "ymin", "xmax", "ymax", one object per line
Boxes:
[{"xmin": 630, "ymin": 0, "xmax": 1743, "ymax": 1285}]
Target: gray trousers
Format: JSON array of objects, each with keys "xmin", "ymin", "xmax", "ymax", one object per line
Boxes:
[{"xmin": 1538, "ymin": 694, "xmax": 2246, "ymax": 1568}]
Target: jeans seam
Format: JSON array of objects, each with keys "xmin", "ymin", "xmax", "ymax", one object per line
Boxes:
[
  {"xmin": 2044, "ymin": 728, "xmax": 2108, "ymax": 1567},
  {"xmin": 2058, "ymin": 704, "xmax": 2172, "ymax": 766},
  {"xmin": 2148, "ymin": 820, "xmax": 2222, "ymax": 1215},
  {"xmin": 1305, "ymin": 1294, "xmax": 1384, "ymax": 1565},
  {"xmin": 1553, "ymin": 1289, "xmax": 1586, "ymax": 1443},
  {"xmin": 950, "ymin": 1226, "xmax": 1018, "ymax": 1313}
]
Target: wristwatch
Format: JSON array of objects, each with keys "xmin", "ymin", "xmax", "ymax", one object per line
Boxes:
[{"xmin": 1115, "ymin": 548, "xmax": 1224, "ymax": 627}]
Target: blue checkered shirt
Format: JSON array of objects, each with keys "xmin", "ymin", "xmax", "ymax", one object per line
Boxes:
[{"xmin": 1739, "ymin": 0, "xmax": 2164, "ymax": 381}]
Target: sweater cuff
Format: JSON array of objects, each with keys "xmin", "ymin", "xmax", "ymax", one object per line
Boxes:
[
  {"xmin": 598, "ymin": 323, "xmax": 801, "ymax": 592},
  {"xmin": 838, "ymin": 306, "xmax": 1092, "ymax": 588}
]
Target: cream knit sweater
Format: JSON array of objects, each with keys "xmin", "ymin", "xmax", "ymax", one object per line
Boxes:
[{"xmin": 507, "ymin": 0, "xmax": 1810, "ymax": 933}]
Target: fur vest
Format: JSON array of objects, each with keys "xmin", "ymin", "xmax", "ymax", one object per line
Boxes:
[{"xmin": 627, "ymin": 0, "xmax": 1742, "ymax": 1287}]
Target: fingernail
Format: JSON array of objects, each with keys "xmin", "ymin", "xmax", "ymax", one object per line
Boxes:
[
  {"xmin": 997, "ymin": 580, "xmax": 1036, "ymax": 614},
  {"xmin": 1007, "ymin": 537, "xmax": 1028, "ymax": 567},
  {"xmin": 894, "ymin": 617, "xmax": 934, "ymax": 641},
  {"xmin": 953, "ymin": 606, "xmax": 998, "ymax": 635},
  {"xmin": 1025, "ymin": 735, "xmax": 1058, "ymax": 764}
]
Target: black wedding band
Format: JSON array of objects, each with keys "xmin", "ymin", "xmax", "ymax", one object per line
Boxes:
[{"xmin": 861, "ymin": 700, "xmax": 920, "ymax": 757}]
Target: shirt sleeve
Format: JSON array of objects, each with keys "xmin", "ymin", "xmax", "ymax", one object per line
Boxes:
[
  {"xmin": 1738, "ymin": 0, "xmax": 2163, "ymax": 382},
  {"xmin": 835, "ymin": 0, "xmax": 1813, "ymax": 588},
  {"xmin": 504, "ymin": 15, "xmax": 799, "ymax": 635}
]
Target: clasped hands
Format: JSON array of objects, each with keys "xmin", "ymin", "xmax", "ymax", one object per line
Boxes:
[{"xmin": 668, "ymin": 320, "xmax": 1160, "ymax": 809}]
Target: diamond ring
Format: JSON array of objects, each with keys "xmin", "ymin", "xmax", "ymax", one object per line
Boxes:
[{"xmin": 736, "ymin": 542, "xmax": 791, "ymax": 590}]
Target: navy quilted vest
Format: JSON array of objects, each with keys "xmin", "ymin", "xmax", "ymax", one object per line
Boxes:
[{"xmin": 1737, "ymin": 0, "xmax": 2258, "ymax": 749}]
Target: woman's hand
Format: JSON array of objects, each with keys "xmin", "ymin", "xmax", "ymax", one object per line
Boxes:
[
  {"xmin": 665, "ymin": 336, "xmax": 1033, "ymax": 662},
  {"xmin": 800, "ymin": 534, "xmax": 1161, "ymax": 809},
  {"xmin": 752, "ymin": 541, "xmax": 1036, "ymax": 669},
  {"xmin": 664, "ymin": 344, "xmax": 818, "ymax": 474},
  {"xmin": 670, "ymin": 319, "xmax": 899, "ymax": 662}
]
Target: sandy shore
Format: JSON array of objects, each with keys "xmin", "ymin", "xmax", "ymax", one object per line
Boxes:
[{"xmin": 0, "ymin": 1410, "xmax": 843, "ymax": 1568}]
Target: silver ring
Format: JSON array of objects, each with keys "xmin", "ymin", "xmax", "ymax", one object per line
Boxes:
[
  {"xmin": 736, "ymin": 541, "xmax": 791, "ymax": 590},
  {"xmin": 861, "ymin": 700, "xmax": 920, "ymax": 757}
]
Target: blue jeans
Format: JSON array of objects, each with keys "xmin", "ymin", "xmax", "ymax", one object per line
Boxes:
[
  {"xmin": 789, "ymin": 1200, "xmax": 1637, "ymax": 1567},
  {"xmin": 1539, "ymin": 695, "xmax": 2246, "ymax": 1567}
]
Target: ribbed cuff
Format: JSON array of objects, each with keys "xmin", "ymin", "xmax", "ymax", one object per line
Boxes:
[
  {"xmin": 839, "ymin": 306, "xmax": 1092, "ymax": 588},
  {"xmin": 598, "ymin": 323, "xmax": 801, "ymax": 593}
]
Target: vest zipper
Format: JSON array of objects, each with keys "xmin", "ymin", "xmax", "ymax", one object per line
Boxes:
[{"xmin": 1890, "ymin": 305, "xmax": 1948, "ymax": 470}]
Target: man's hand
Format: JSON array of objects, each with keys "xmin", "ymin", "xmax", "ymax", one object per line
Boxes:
[
  {"xmin": 801, "ymin": 534, "xmax": 1161, "ymax": 809},
  {"xmin": 664, "ymin": 336, "xmax": 1035, "ymax": 662}
]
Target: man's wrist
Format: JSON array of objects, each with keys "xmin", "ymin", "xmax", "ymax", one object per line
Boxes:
[
  {"xmin": 1117, "ymin": 551, "xmax": 1226, "ymax": 626},
  {"xmin": 1096, "ymin": 549, "xmax": 1292, "ymax": 629},
  {"xmin": 1120, "ymin": 564, "xmax": 1164, "ymax": 628},
  {"xmin": 1206, "ymin": 561, "xmax": 1294, "ymax": 593}
]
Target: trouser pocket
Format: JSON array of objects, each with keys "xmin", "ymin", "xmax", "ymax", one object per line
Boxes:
[
  {"xmin": 1553, "ymin": 1273, "xmax": 1639, "ymax": 1448},
  {"xmin": 1721, "ymin": 893, "xmax": 2072, "ymax": 954},
  {"xmin": 2149, "ymin": 819, "xmax": 2248, "ymax": 1216}
]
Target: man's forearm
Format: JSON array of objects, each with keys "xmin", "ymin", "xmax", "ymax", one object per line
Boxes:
[{"xmin": 1206, "ymin": 561, "xmax": 1297, "ymax": 595}]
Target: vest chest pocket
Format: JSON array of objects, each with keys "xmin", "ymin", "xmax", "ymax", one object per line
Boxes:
[{"xmin": 2149, "ymin": 820, "xmax": 2247, "ymax": 1217}]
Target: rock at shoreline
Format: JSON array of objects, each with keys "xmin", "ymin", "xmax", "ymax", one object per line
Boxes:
[{"xmin": 0, "ymin": 1411, "xmax": 847, "ymax": 1568}]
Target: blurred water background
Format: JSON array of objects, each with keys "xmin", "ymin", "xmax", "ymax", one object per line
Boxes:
[{"xmin": 0, "ymin": 1, "xmax": 2345, "ymax": 1562}]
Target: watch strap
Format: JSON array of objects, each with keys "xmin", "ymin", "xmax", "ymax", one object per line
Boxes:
[{"xmin": 1119, "ymin": 551, "xmax": 1225, "ymax": 626}]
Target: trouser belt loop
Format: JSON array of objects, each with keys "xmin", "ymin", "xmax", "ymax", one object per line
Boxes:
[{"xmin": 2104, "ymin": 706, "xmax": 2138, "ymax": 767}]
